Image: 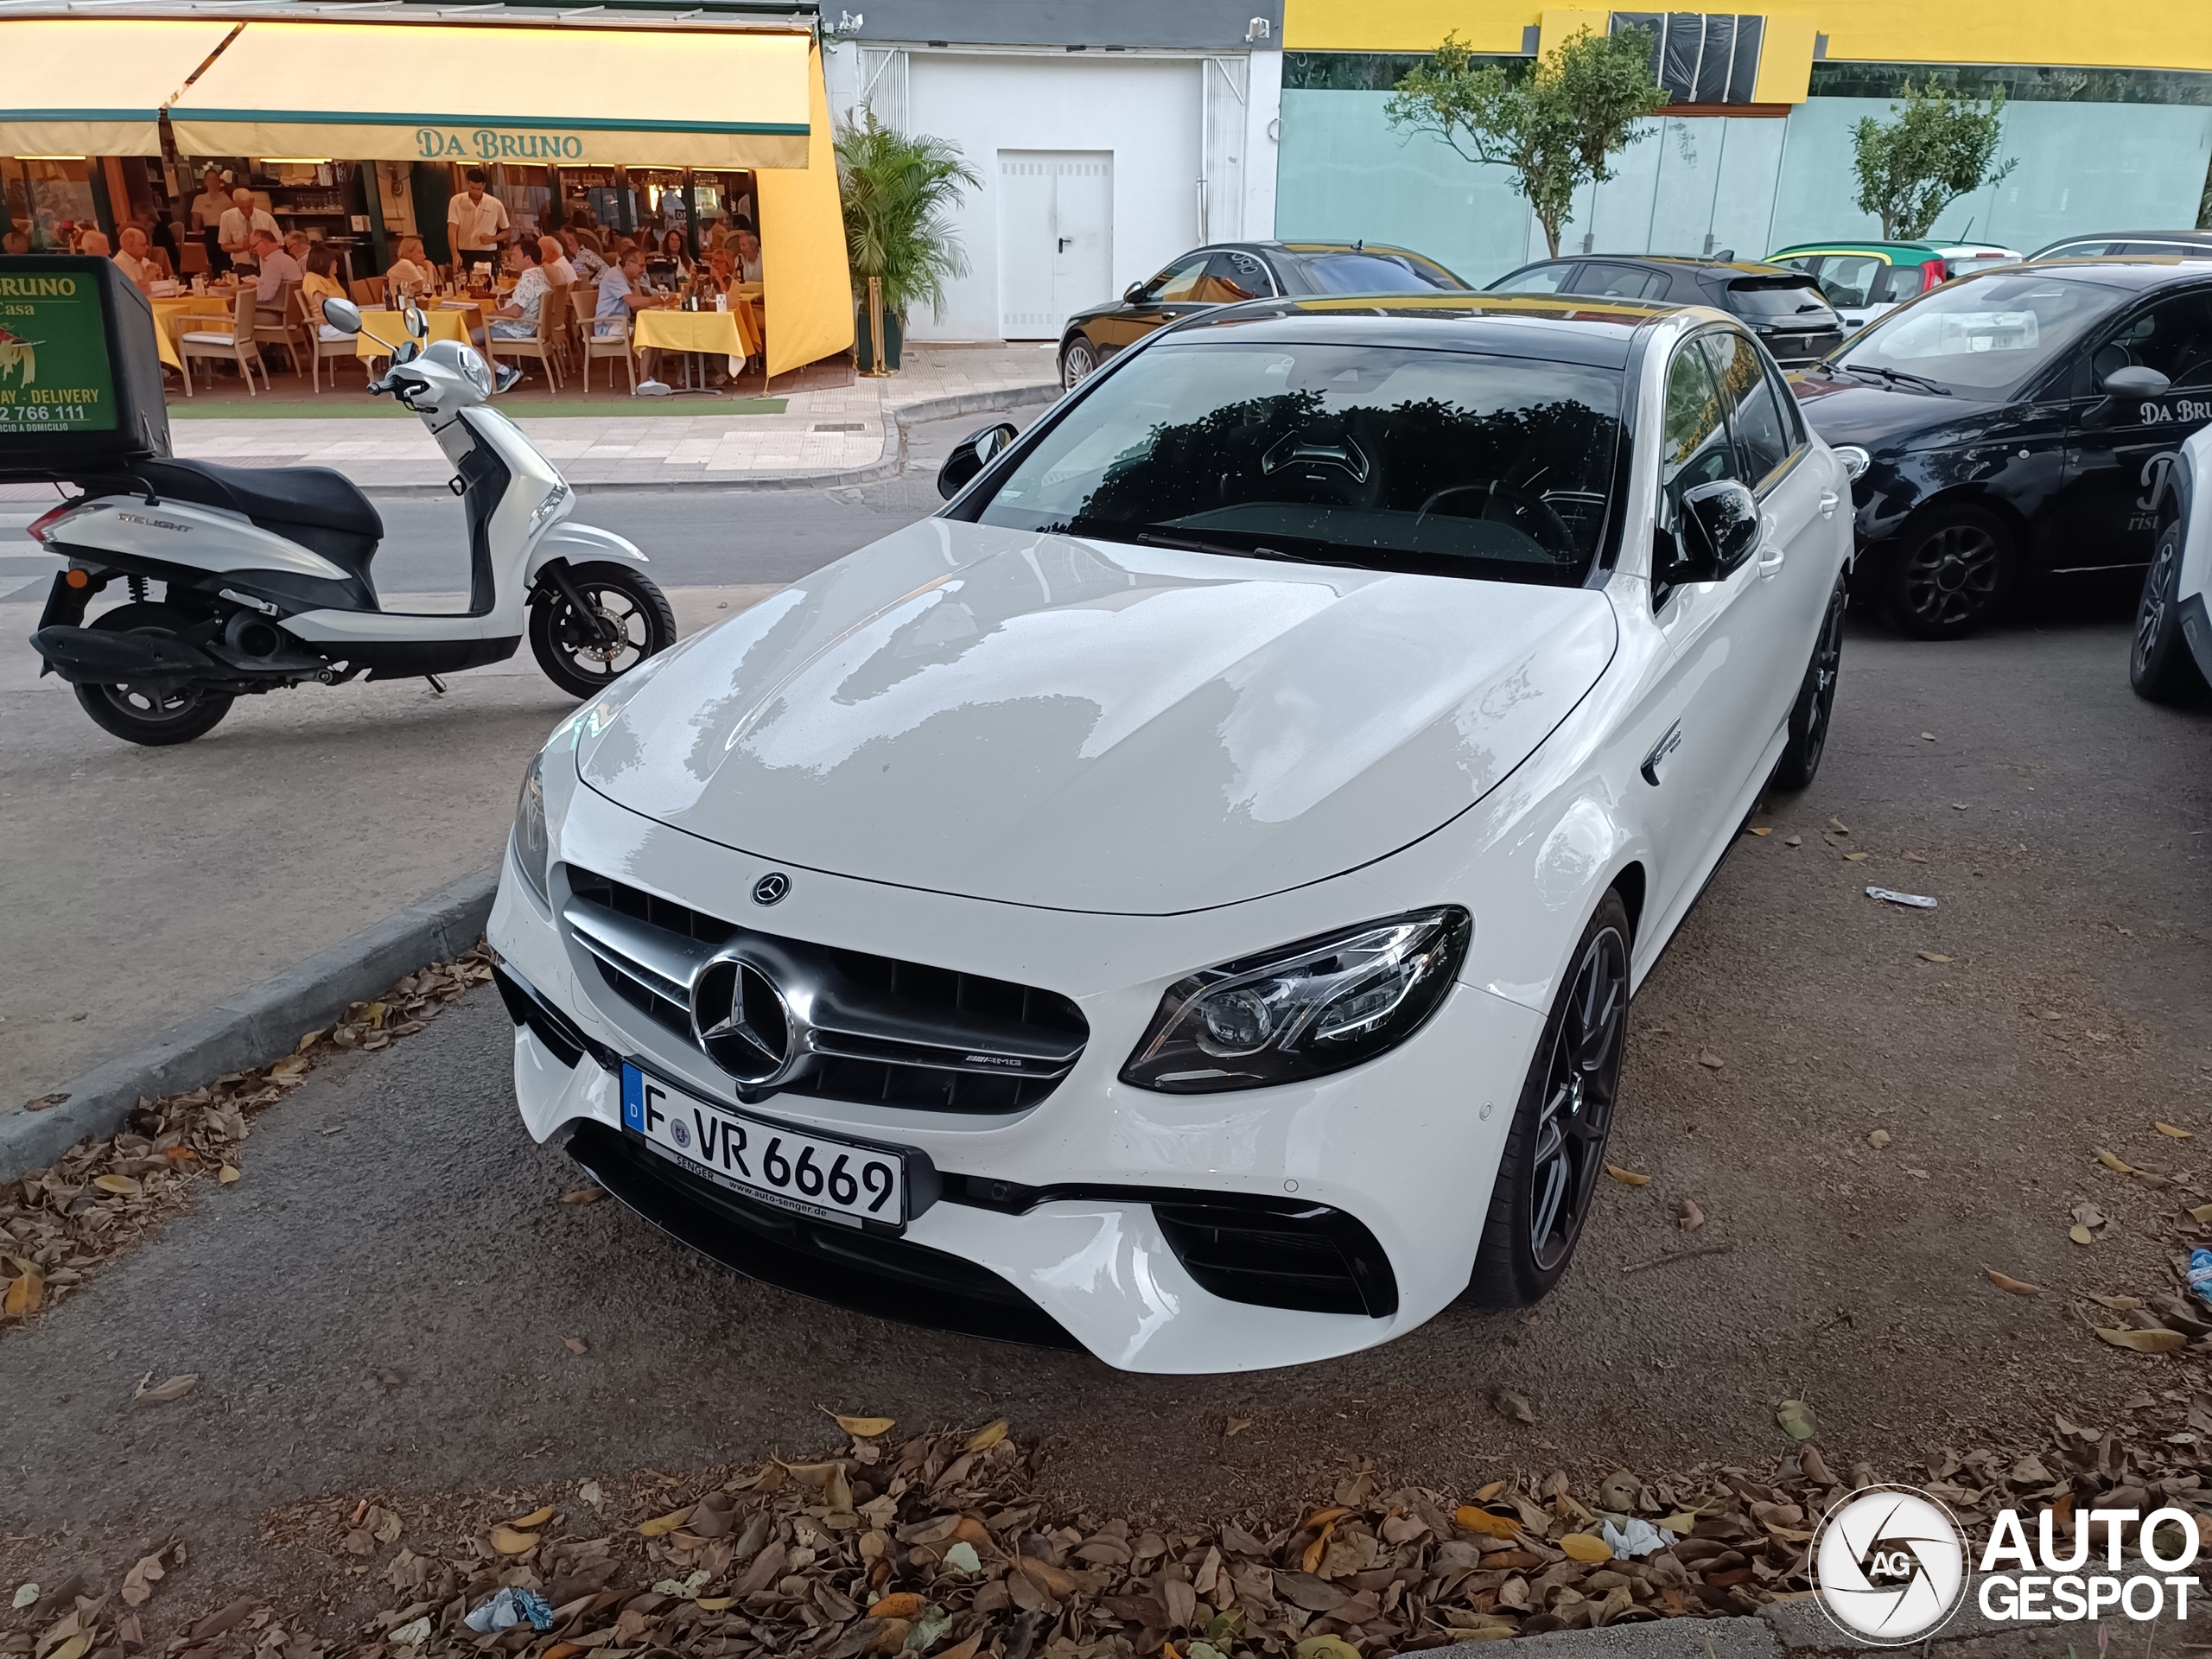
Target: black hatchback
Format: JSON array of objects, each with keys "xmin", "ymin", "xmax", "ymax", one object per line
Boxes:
[
  {"xmin": 1057, "ymin": 242, "xmax": 1471, "ymax": 389},
  {"xmin": 1793, "ymin": 258, "xmax": 2212, "ymax": 637},
  {"xmin": 1488, "ymin": 255, "xmax": 1844, "ymax": 365}
]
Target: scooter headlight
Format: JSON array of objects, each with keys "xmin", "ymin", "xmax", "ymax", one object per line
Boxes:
[
  {"xmin": 1120, "ymin": 908, "xmax": 1471, "ymax": 1094},
  {"xmin": 457, "ymin": 346, "xmax": 494, "ymax": 401},
  {"xmin": 511, "ymin": 752, "xmax": 551, "ymax": 907}
]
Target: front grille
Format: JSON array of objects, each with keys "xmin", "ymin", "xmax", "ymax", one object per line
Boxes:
[
  {"xmin": 568, "ymin": 1125, "xmax": 1076, "ymax": 1347},
  {"xmin": 563, "ymin": 869, "xmax": 1088, "ymax": 1114},
  {"xmin": 1154, "ymin": 1199, "xmax": 1399, "ymax": 1318}
]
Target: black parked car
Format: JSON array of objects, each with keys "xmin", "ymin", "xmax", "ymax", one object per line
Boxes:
[
  {"xmin": 1487, "ymin": 255, "xmax": 1844, "ymax": 365},
  {"xmin": 1058, "ymin": 242, "xmax": 1471, "ymax": 389},
  {"xmin": 2029, "ymin": 231, "xmax": 2212, "ymax": 262},
  {"xmin": 1793, "ymin": 258, "xmax": 2212, "ymax": 638}
]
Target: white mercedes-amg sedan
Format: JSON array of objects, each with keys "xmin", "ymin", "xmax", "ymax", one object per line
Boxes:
[{"xmin": 487, "ymin": 293, "xmax": 1854, "ymax": 1374}]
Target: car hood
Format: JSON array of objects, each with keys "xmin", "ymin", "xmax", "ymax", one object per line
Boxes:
[
  {"xmin": 1791, "ymin": 373, "xmax": 1982, "ymax": 450},
  {"xmin": 577, "ymin": 521, "xmax": 1618, "ymax": 915}
]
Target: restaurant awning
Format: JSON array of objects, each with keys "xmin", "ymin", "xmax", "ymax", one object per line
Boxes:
[
  {"xmin": 0, "ymin": 18, "xmax": 238, "ymax": 157},
  {"xmin": 166, "ymin": 20, "xmax": 813, "ymax": 170}
]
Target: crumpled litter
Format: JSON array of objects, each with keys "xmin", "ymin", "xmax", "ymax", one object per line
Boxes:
[
  {"xmin": 463, "ymin": 1588, "xmax": 555, "ymax": 1634},
  {"xmin": 1599, "ymin": 1516, "xmax": 1672, "ymax": 1559},
  {"xmin": 2189, "ymin": 1247, "xmax": 2212, "ymax": 1312},
  {"xmin": 1866, "ymin": 887, "xmax": 1938, "ymax": 909}
]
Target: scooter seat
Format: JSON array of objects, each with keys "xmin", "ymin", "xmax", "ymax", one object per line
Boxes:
[{"xmin": 129, "ymin": 458, "xmax": 384, "ymax": 586}]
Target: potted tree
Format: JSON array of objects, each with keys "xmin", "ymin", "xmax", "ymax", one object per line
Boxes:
[{"xmin": 836, "ymin": 112, "xmax": 979, "ymax": 374}]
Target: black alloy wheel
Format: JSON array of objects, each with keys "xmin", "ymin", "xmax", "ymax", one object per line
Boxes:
[
  {"xmin": 1769, "ymin": 572, "xmax": 1847, "ymax": 792},
  {"xmin": 529, "ymin": 561, "xmax": 677, "ymax": 699},
  {"xmin": 1466, "ymin": 892, "xmax": 1631, "ymax": 1306},
  {"xmin": 1059, "ymin": 338, "xmax": 1097, "ymax": 391},
  {"xmin": 72, "ymin": 601, "xmax": 234, "ymax": 747},
  {"xmin": 2131, "ymin": 515, "xmax": 2211, "ymax": 703},
  {"xmin": 1883, "ymin": 503, "xmax": 2016, "ymax": 639}
]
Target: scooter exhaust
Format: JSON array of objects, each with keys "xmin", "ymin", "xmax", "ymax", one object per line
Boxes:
[{"xmin": 29, "ymin": 626, "xmax": 218, "ymax": 688}]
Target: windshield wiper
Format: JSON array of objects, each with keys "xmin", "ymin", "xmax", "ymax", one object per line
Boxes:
[
  {"xmin": 1133, "ymin": 531, "xmax": 1331, "ymax": 564},
  {"xmin": 1840, "ymin": 362, "xmax": 1953, "ymax": 396}
]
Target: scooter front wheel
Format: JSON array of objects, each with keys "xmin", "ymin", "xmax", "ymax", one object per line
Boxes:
[
  {"xmin": 73, "ymin": 602, "xmax": 235, "ymax": 747},
  {"xmin": 529, "ymin": 562, "xmax": 677, "ymax": 699}
]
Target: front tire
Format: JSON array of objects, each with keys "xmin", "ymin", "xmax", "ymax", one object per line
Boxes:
[
  {"xmin": 1059, "ymin": 338, "xmax": 1097, "ymax": 391},
  {"xmin": 1768, "ymin": 573, "xmax": 1847, "ymax": 793},
  {"xmin": 1881, "ymin": 503, "xmax": 2016, "ymax": 639},
  {"xmin": 1466, "ymin": 892, "xmax": 1631, "ymax": 1307},
  {"xmin": 71, "ymin": 602, "xmax": 234, "ymax": 747},
  {"xmin": 2132, "ymin": 515, "xmax": 2210, "ymax": 704},
  {"xmin": 529, "ymin": 562, "xmax": 676, "ymax": 699}
]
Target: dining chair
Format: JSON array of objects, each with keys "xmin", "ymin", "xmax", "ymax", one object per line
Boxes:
[
  {"xmin": 302, "ymin": 291, "xmax": 360, "ymax": 394},
  {"xmin": 178, "ymin": 289, "xmax": 267, "ymax": 397},
  {"xmin": 543, "ymin": 279, "xmax": 575, "ymax": 376},
  {"xmin": 252, "ymin": 279, "xmax": 304, "ymax": 376},
  {"xmin": 487, "ymin": 300, "xmax": 563, "ymax": 397},
  {"xmin": 574, "ymin": 289, "xmax": 633, "ymax": 394}
]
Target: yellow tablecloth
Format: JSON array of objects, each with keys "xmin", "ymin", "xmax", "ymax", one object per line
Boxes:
[
  {"xmin": 352, "ymin": 308, "xmax": 472, "ymax": 361},
  {"xmin": 150, "ymin": 296, "xmax": 239, "ymax": 371},
  {"xmin": 632, "ymin": 307, "xmax": 756, "ymax": 361}
]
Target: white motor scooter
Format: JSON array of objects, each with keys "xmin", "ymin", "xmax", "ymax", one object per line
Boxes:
[{"xmin": 26, "ymin": 298, "xmax": 673, "ymax": 746}]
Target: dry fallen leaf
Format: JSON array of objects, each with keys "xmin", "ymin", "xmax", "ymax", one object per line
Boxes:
[
  {"xmin": 2088, "ymin": 1294, "xmax": 2144, "ymax": 1312},
  {"xmin": 1746, "ymin": 826, "xmax": 1771, "ymax": 837},
  {"xmin": 2097, "ymin": 1148, "xmax": 2136, "ymax": 1173},
  {"xmin": 488, "ymin": 1527, "xmax": 537, "ymax": 1554},
  {"xmin": 639, "ymin": 1506, "xmax": 695, "ymax": 1538},
  {"xmin": 3, "ymin": 1271, "xmax": 42, "ymax": 1318},
  {"xmin": 1918, "ymin": 951, "xmax": 1952, "ymax": 963},
  {"xmin": 563, "ymin": 1336, "xmax": 588, "ymax": 1356},
  {"xmin": 821, "ymin": 1408, "xmax": 897, "ymax": 1437},
  {"xmin": 1920, "ymin": 733, "xmax": 1936, "ymax": 741},
  {"xmin": 1777, "ymin": 1398, "xmax": 1819, "ymax": 1441},
  {"xmin": 966, "ymin": 1418, "xmax": 1009, "ymax": 1452},
  {"xmin": 1605, "ymin": 1165, "xmax": 1651, "ymax": 1185},
  {"xmin": 2191, "ymin": 1204, "xmax": 2212, "ymax": 1225},
  {"xmin": 508, "ymin": 1505, "xmax": 556, "ymax": 1529},
  {"xmin": 92, "ymin": 1173, "xmax": 142, "ymax": 1198},
  {"xmin": 1696, "ymin": 1051, "xmax": 1726, "ymax": 1071},
  {"xmin": 2070, "ymin": 1225, "xmax": 2095, "ymax": 1246},
  {"xmin": 1454, "ymin": 1506, "xmax": 1520, "ymax": 1540},
  {"xmin": 1224, "ymin": 1417, "xmax": 1252, "ymax": 1437},
  {"xmin": 559, "ymin": 1185, "xmax": 606, "ymax": 1205},
  {"xmin": 2157, "ymin": 1122, "xmax": 2195, "ymax": 1139},
  {"xmin": 1783, "ymin": 834, "xmax": 1803, "ymax": 847},
  {"xmin": 1494, "ymin": 1389, "xmax": 1536, "ymax": 1425},
  {"xmin": 219, "ymin": 1165, "xmax": 240, "ymax": 1185},
  {"xmin": 1867, "ymin": 1129, "xmax": 1892, "ymax": 1149},
  {"xmin": 1984, "ymin": 1268, "xmax": 2042, "ymax": 1297},
  {"xmin": 119, "ymin": 1553, "xmax": 165, "ymax": 1606},
  {"xmin": 1844, "ymin": 851, "xmax": 1872, "ymax": 862},
  {"xmin": 1903, "ymin": 851, "xmax": 1929, "ymax": 863},
  {"xmin": 132, "ymin": 1373, "xmax": 198, "ymax": 1406},
  {"xmin": 1559, "ymin": 1534, "xmax": 1612, "ymax": 1563},
  {"xmin": 1677, "ymin": 1198, "xmax": 1705, "ymax": 1231},
  {"xmin": 2098, "ymin": 1327, "xmax": 2187, "ymax": 1354},
  {"xmin": 1828, "ymin": 817, "xmax": 1850, "ymax": 834}
]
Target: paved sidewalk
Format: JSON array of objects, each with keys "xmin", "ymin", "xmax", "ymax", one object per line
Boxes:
[{"xmin": 160, "ymin": 344, "xmax": 1059, "ymax": 489}]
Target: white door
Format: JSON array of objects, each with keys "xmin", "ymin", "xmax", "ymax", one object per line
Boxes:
[{"xmin": 997, "ymin": 150, "xmax": 1114, "ymax": 340}]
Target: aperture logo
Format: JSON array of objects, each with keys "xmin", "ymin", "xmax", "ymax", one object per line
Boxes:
[{"xmin": 1812, "ymin": 1485, "xmax": 1969, "ymax": 1645}]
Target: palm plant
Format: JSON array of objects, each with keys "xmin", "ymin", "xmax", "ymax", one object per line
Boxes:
[{"xmin": 836, "ymin": 112, "xmax": 979, "ymax": 321}]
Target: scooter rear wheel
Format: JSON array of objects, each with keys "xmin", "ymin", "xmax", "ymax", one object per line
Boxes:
[
  {"xmin": 72, "ymin": 602, "xmax": 235, "ymax": 747},
  {"xmin": 529, "ymin": 562, "xmax": 677, "ymax": 699}
]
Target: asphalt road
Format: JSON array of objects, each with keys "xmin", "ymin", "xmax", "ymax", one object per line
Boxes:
[
  {"xmin": 0, "ymin": 413, "xmax": 1028, "ymax": 1106},
  {"xmin": 4, "ymin": 586, "xmax": 2208, "ymax": 1612}
]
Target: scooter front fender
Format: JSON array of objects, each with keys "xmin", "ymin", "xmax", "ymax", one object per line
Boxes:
[{"xmin": 528, "ymin": 521, "xmax": 648, "ymax": 582}]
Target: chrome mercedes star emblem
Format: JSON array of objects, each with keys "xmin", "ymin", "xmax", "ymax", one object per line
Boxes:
[
  {"xmin": 690, "ymin": 954, "xmax": 792, "ymax": 1084},
  {"xmin": 752, "ymin": 871, "xmax": 791, "ymax": 906}
]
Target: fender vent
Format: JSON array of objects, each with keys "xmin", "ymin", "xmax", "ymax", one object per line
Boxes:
[{"xmin": 1153, "ymin": 1199, "xmax": 1399, "ymax": 1318}]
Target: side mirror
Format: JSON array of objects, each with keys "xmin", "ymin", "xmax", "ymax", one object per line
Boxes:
[
  {"xmin": 936, "ymin": 422, "xmax": 1020, "ymax": 501},
  {"xmin": 2084, "ymin": 364, "xmax": 2171, "ymax": 428},
  {"xmin": 404, "ymin": 304, "xmax": 429, "ymax": 340},
  {"xmin": 1124, "ymin": 281, "xmax": 1148, "ymax": 303},
  {"xmin": 320, "ymin": 296, "xmax": 362, "ymax": 335},
  {"xmin": 1661, "ymin": 480, "xmax": 1761, "ymax": 584}
]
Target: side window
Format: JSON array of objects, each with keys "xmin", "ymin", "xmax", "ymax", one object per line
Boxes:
[
  {"xmin": 1701, "ymin": 329, "xmax": 1799, "ymax": 485},
  {"xmin": 1497, "ymin": 263, "xmax": 1579, "ymax": 295},
  {"xmin": 1662, "ymin": 337, "xmax": 1738, "ymax": 516},
  {"xmin": 2091, "ymin": 290, "xmax": 2212, "ymax": 391},
  {"xmin": 1577, "ymin": 263, "xmax": 1660, "ymax": 300},
  {"xmin": 1185, "ymin": 251, "xmax": 1273, "ymax": 303},
  {"xmin": 1148, "ymin": 253, "xmax": 1213, "ymax": 303},
  {"xmin": 1816, "ymin": 256, "xmax": 1882, "ymax": 309}
]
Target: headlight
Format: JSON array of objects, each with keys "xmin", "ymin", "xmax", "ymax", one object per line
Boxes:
[
  {"xmin": 1120, "ymin": 907, "xmax": 1471, "ymax": 1094},
  {"xmin": 512, "ymin": 752, "xmax": 550, "ymax": 906},
  {"xmin": 458, "ymin": 346, "xmax": 494, "ymax": 400}
]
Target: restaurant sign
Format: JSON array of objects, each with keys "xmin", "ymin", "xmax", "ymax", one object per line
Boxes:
[
  {"xmin": 0, "ymin": 274, "xmax": 118, "ymax": 436},
  {"xmin": 416, "ymin": 127, "xmax": 588, "ymax": 162}
]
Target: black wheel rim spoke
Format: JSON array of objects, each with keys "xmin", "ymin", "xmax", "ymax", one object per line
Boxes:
[{"xmin": 1526, "ymin": 926, "xmax": 1628, "ymax": 1271}]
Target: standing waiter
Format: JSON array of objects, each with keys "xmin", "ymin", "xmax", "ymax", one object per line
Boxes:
[{"xmin": 447, "ymin": 168, "xmax": 511, "ymax": 270}]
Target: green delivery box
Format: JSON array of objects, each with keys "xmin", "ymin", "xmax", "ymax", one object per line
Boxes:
[{"xmin": 0, "ymin": 254, "xmax": 170, "ymax": 480}]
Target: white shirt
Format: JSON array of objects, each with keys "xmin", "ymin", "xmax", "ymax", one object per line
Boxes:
[
  {"xmin": 217, "ymin": 206, "xmax": 276, "ymax": 254},
  {"xmin": 112, "ymin": 249, "xmax": 153, "ymax": 289},
  {"xmin": 191, "ymin": 188, "xmax": 231, "ymax": 232},
  {"xmin": 507, "ymin": 265, "xmax": 549, "ymax": 324},
  {"xmin": 543, "ymin": 255, "xmax": 577, "ymax": 288},
  {"xmin": 448, "ymin": 191, "xmax": 511, "ymax": 251}
]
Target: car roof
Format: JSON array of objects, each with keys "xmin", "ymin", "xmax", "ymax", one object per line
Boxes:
[
  {"xmin": 2031, "ymin": 231, "xmax": 2212, "ymax": 251},
  {"xmin": 1509, "ymin": 254, "xmax": 1807, "ymax": 279},
  {"xmin": 1769, "ymin": 240, "xmax": 1948, "ymax": 259},
  {"xmin": 1160, "ymin": 292, "xmax": 1702, "ymax": 368},
  {"xmin": 1949, "ymin": 257, "xmax": 2212, "ymax": 292}
]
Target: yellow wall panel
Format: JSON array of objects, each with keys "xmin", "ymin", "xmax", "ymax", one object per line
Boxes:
[
  {"xmin": 1536, "ymin": 10, "xmax": 1611, "ymax": 56},
  {"xmin": 1751, "ymin": 13, "xmax": 1818, "ymax": 104},
  {"xmin": 1284, "ymin": 0, "xmax": 2212, "ymax": 75}
]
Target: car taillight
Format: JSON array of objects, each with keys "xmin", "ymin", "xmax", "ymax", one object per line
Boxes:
[
  {"xmin": 1920, "ymin": 258, "xmax": 1948, "ymax": 292},
  {"xmin": 24, "ymin": 504, "xmax": 77, "ymax": 544}
]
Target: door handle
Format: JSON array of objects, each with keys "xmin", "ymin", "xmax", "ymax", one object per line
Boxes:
[
  {"xmin": 1058, "ymin": 238, "xmax": 1072, "ymax": 252},
  {"xmin": 1640, "ymin": 720, "xmax": 1682, "ymax": 786},
  {"xmin": 1756, "ymin": 512, "xmax": 1784, "ymax": 578},
  {"xmin": 1819, "ymin": 491, "xmax": 1840, "ymax": 518}
]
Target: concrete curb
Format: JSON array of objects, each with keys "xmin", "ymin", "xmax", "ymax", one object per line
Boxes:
[
  {"xmin": 0, "ymin": 863, "xmax": 499, "ymax": 1179},
  {"xmin": 357, "ymin": 382, "xmax": 1063, "ymax": 500}
]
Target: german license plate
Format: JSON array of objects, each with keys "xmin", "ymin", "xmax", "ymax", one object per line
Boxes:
[{"xmin": 621, "ymin": 1063, "xmax": 906, "ymax": 1229}]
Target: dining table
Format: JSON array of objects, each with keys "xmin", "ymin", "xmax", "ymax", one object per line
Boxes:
[
  {"xmin": 149, "ymin": 293, "xmax": 242, "ymax": 372},
  {"xmin": 349, "ymin": 308, "xmax": 474, "ymax": 360},
  {"xmin": 630, "ymin": 302, "xmax": 760, "ymax": 391}
]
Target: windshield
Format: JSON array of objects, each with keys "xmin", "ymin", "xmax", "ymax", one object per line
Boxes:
[
  {"xmin": 969, "ymin": 340, "xmax": 1623, "ymax": 585},
  {"xmin": 1831, "ymin": 271, "xmax": 2125, "ymax": 395},
  {"xmin": 1300, "ymin": 252, "xmax": 1469, "ymax": 294},
  {"xmin": 1728, "ymin": 280, "xmax": 1837, "ymax": 322}
]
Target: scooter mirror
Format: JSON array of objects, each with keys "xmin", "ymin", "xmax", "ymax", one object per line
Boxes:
[
  {"xmin": 404, "ymin": 304, "xmax": 429, "ymax": 340},
  {"xmin": 394, "ymin": 340, "xmax": 422, "ymax": 365},
  {"xmin": 320, "ymin": 297, "xmax": 363, "ymax": 335}
]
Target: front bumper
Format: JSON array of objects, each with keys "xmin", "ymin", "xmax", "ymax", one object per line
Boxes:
[{"xmin": 489, "ymin": 780, "xmax": 1546, "ymax": 1375}]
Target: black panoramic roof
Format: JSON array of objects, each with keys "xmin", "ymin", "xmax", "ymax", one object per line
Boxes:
[
  {"xmin": 1961, "ymin": 257, "xmax": 2212, "ymax": 292},
  {"xmin": 1154, "ymin": 293, "xmax": 1695, "ymax": 369}
]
